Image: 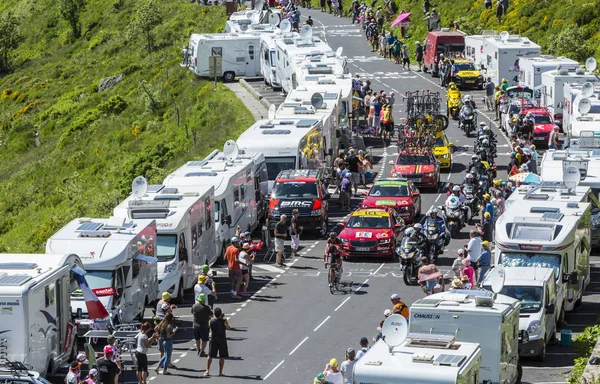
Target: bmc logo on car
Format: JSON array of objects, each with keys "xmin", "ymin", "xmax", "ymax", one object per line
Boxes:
[{"xmin": 280, "ymin": 201, "xmax": 312, "ymax": 208}]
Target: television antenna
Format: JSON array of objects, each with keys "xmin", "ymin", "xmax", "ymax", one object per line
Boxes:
[
  {"xmin": 280, "ymin": 19, "xmax": 292, "ymax": 33},
  {"xmin": 336, "ymin": 46, "xmax": 344, "ymax": 57},
  {"xmin": 311, "ymin": 93, "xmax": 324, "ymax": 109},
  {"xmin": 381, "ymin": 314, "xmax": 408, "ymax": 352},
  {"xmin": 223, "ymin": 140, "xmax": 240, "ymax": 162},
  {"xmin": 267, "ymin": 104, "xmax": 276, "ymax": 121},
  {"xmin": 489, "ymin": 264, "xmax": 505, "ymax": 294},
  {"xmin": 581, "ymin": 82, "xmax": 595, "ymax": 98},
  {"xmin": 499, "ymin": 31, "xmax": 510, "ymax": 43},
  {"xmin": 564, "ymin": 166, "xmax": 581, "ymax": 189},
  {"xmin": 585, "ymin": 57, "xmax": 597, "ymax": 72},
  {"xmin": 578, "ymin": 98, "xmax": 592, "ymax": 115},
  {"xmin": 269, "ymin": 12, "xmax": 280, "ymax": 27},
  {"xmin": 132, "ymin": 176, "xmax": 148, "ymax": 199},
  {"xmin": 300, "ymin": 25, "xmax": 313, "ymax": 38}
]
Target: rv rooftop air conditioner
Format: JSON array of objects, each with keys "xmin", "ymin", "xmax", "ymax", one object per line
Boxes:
[
  {"xmin": 317, "ymin": 78, "xmax": 336, "ymax": 85},
  {"xmin": 406, "ymin": 333, "xmax": 456, "ymax": 349},
  {"xmin": 559, "ymin": 68, "xmax": 569, "ymax": 75},
  {"xmin": 576, "ymin": 67, "xmax": 586, "ymax": 75},
  {"xmin": 79, "ymin": 230, "xmax": 111, "ymax": 238},
  {"xmin": 475, "ymin": 295, "xmax": 494, "ymax": 307}
]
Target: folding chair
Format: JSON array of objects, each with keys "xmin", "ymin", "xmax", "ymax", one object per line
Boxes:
[{"xmin": 262, "ymin": 226, "xmax": 276, "ymax": 262}]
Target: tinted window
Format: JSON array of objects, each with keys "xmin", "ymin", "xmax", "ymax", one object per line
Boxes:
[
  {"xmin": 272, "ymin": 182, "xmax": 318, "ymax": 199},
  {"xmin": 396, "ymin": 155, "xmax": 433, "ymax": 165},
  {"xmin": 533, "ymin": 114, "xmax": 552, "ymax": 124},
  {"xmin": 346, "ymin": 215, "xmax": 391, "ymax": 228},
  {"xmin": 369, "ymin": 185, "xmax": 410, "ymax": 197},
  {"xmin": 453, "ymin": 62, "xmax": 476, "ymax": 71}
]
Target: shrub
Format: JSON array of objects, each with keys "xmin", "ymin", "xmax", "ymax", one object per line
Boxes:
[
  {"xmin": 0, "ymin": 88, "xmax": 12, "ymax": 101},
  {"xmin": 98, "ymin": 95, "xmax": 128, "ymax": 115},
  {"xmin": 57, "ymin": 108, "xmax": 101, "ymax": 147},
  {"xmin": 568, "ymin": 323, "xmax": 600, "ymax": 383}
]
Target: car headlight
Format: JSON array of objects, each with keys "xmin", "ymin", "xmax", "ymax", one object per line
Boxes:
[
  {"xmin": 311, "ymin": 209, "xmax": 321, "ymax": 216},
  {"xmin": 426, "ymin": 172, "xmax": 436, "ymax": 177},
  {"xmin": 164, "ymin": 262, "xmax": 177, "ymax": 274},
  {"xmin": 379, "ymin": 239, "xmax": 391, "ymax": 244},
  {"xmin": 478, "ymin": 75, "xmax": 483, "ymax": 80},
  {"xmin": 527, "ymin": 320, "xmax": 542, "ymax": 335},
  {"xmin": 440, "ymin": 154, "xmax": 449, "ymax": 159},
  {"xmin": 341, "ymin": 238, "xmax": 349, "ymax": 243},
  {"xmin": 270, "ymin": 210, "xmax": 280, "ymax": 216}
]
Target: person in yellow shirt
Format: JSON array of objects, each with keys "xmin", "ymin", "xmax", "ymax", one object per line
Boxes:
[
  {"xmin": 446, "ymin": 82, "xmax": 462, "ymax": 117},
  {"xmin": 494, "ymin": 85, "xmax": 502, "ymax": 120}
]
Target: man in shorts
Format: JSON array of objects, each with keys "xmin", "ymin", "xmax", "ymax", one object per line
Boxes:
[
  {"xmin": 226, "ymin": 237, "xmax": 242, "ymax": 299},
  {"xmin": 340, "ymin": 173, "xmax": 352, "ymax": 211},
  {"xmin": 274, "ymin": 215, "xmax": 288, "ymax": 267},
  {"xmin": 192, "ymin": 293, "xmax": 213, "ymax": 357},
  {"xmin": 205, "ymin": 307, "xmax": 230, "ymax": 377}
]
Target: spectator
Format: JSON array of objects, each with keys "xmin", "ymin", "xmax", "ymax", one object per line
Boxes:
[
  {"xmin": 466, "ymin": 230, "xmax": 482, "ymax": 282},
  {"xmin": 390, "ymin": 293, "xmax": 409, "ymax": 319},
  {"xmin": 461, "ymin": 259, "xmax": 476, "ymax": 288},
  {"xmin": 341, "ymin": 349, "xmax": 357, "ymax": 384},
  {"xmin": 356, "ymin": 337, "xmax": 370, "ymax": 359},
  {"xmin": 450, "ymin": 278, "xmax": 463, "ymax": 291},
  {"xmin": 346, "ymin": 149, "xmax": 361, "ymax": 195},
  {"xmin": 290, "ymin": 209, "xmax": 300, "ymax": 257},
  {"xmin": 340, "ymin": 173, "xmax": 353, "ymax": 211},
  {"xmin": 238, "ymin": 241, "xmax": 254, "ymax": 296},
  {"xmin": 484, "ymin": 78, "xmax": 495, "ymax": 111},
  {"xmin": 478, "ymin": 241, "xmax": 492, "ymax": 284},
  {"xmin": 451, "ymin": 249, "xmax": 466, "ymax": 279},
  {"xmin": 484, "ymin": 0, "xmax": 492, "ymax": 8},
  {"xmin": 200, "ymin": 265, "xmax": 218, "ymax": 307},
  {"xmin": 423, "ymin": 0, "xmax": 430, "ymax": 13},
  {"xmin": 530, "ymin": 144, "xmax": 539, "ymax": 163},
  {"xmin": 194, "ymin": 275, "xmax": 213, "ymax": 305},
  {"xmin": 192, "ymin": 293, "xmax": 213, "ymax": 357},
  {"xmin": 548, "ymin": 126, "xmax": 560, "ymax": 149},
  {"xmin": 205, "ymin": 307, "xmax": 230, "ymax": 377},
  {"xmin": 476, "ymin": 212, "xmax": 493, "ymax": 242},
  {"xmin": 418, "ymin": 256, "xmax": 444, "ymax": 295},
  {"xmin": 314, "ymin": 373, "xmax": 328, "ymax": 384},
  {"xmin": 226, "ymin": 237, "xmax": 242, "ymax": 298},
  {"xmin": 324, "ymin": 358, "xmax": 343, "ymax": 384},
  {"xmin": 274, "ymin": 215, "xmax": 288, "ymax": 267},
  {"xmin": 401, "ymin": 45, "xmax": 410, "ymax": 70},
  {"xmin": 135, "ymin": 322, "xmax": 157, "ymax": 384},
  {"xmin": 155, "ymin": 314, "xmax": 176, "ymax": 375},
  {"xmin": 97, "ymin": 346, "xmax": 122, "ymax": 383},
  {"xmin": 66, "ymin": 362, "xmax": 80, "ymax": 384},
  {"xmin": 461, "ymin": 273, "xmax": 473, "ymax": 289},
  {"xmin": 83, "ymin": 369, "xmax": 98, "ymax": 384},
  {"xmin": 495, "ymin": 190, "xmax": 505, "ymax": 217}
]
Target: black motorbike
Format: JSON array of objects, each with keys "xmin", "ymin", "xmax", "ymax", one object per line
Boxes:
[
  {"xmin": 424, "ymin": 222, "xmax": 444, "ymax": 261},
  {"xmin": 463, "ymin": 184, "xmax": 480, "ymax": 224},
  {"xmin": 442, "ymin": 203, "xmax": 464, "ymax": 238},
  {"xmin": 397, "ymin": 237, "xmax": 424, "ymax": 286},
  {"xmin": 460, "ymin": 108, "xmax": 477, "ymax": 136}
]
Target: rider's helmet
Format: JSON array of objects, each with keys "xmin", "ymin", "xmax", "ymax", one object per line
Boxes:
[
  {"xmin": 429, "ymin": 208, "xmax": 438, "ymax": 217},
  {"xmin": 446, "ymin": 196, "xmax": 460, "ymax": 210},
  {"xmin": 465, "ymin": 173, "xmax": 474, "ymax": 181},
  {"xmin": 482, "ymin": 139, "xmax": 489, "ymax": 147},
  {"xmin": 526, "ymin": 112, "xmax": 532, "ymax": 118},
  {"xmin": 478, "ymin": 134, "xmax": 486, "ymax": 142},
  {"xmin": 414, "ymin": 223, "xmax": 423, "ymax": 231},
  {"xmin": 329, "ymin": 232, "xmax": 337, "ymax": 239},
  {"xmin": 405, "ymin": 227, "xmax": 416, "ymax": 237},
  {"xmin": 471, "ymin": 154, "xmax": 478, "ymax": 161},
  {"xmin": 449, "ymin": 82, "xmax": 457, "ymax": 90},
  {"xmin": 479, "ymin": 122, "xmax": 486, "ymax": 127},
  {"xmin": 452, "ymin": 185, "xmax": 461, "ymax": 194},
  {"xmin": 483, "ymin": 125, "xmax": 491, "ymax": 133},
  {"xmin": 464, "ymin": 95, "xmax": 472, "ymax": 102}
]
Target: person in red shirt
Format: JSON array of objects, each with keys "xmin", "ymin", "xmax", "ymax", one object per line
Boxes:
[{"xmin": 226, "ymin": 237, "xmax": 242, "ymax": 299}]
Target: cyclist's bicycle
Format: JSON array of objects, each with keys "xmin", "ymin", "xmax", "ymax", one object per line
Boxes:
[{"xmin": 327, "ymin": 263, "xmax": 342, "ymax": 294}]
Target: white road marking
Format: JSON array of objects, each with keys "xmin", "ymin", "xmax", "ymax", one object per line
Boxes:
[
  {"xmin": 372, "ymin": 263, "xmax": 385, "ymax": 275},
  {"xmin": 289, "ymin": 336, "xmax": 309, "ymax": 355},
  {"xmin": 180, "ymin": 353, "xmax": 187, "ymax": 358},
  {"xmin": 314, "ymin": 316, "xmax": 331, "ymax": 332},
  {"xmin": 254, "ymin": 264, "xmax": 285, "ymax": 273},
  {"xmin": 149, "ymin": 377, "xmax": 156, "ymax": 381},
  {"xmin": 263, "ymin": 359, "xmax": 285, "ymax": 380},
  {"xmin": 355, "ymin": 278, "xmax": 369, "ymax": 292},
  {"xmin": 173, "ymin": 359, "xmax": 181, "ymax": 364},
  {"xmin": 335, "ymin": 297, "xmax": 351, "ymax": 311},
  {"xmin": 435, "ymin": 194, "xmax": 441, "ymax": 203}
]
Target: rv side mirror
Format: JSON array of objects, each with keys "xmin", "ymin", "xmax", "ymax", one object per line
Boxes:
[
  {"xmin": 224, "ymin": 215, "xmax": 232, "ymax": 226},
  {"xmin": 563, "ymin": 271, "xmax": 578, "ymax": 284},
  {"xmin": 546, "ymin": 303, "xmax": 555, "ymax": 315},
  {"xmin": 328, "ymin": 148, "xmax": 334, "ymax": 156},
  {"xmin": 335, "ymin": 130, "xmax": 341, "ymax": 138}
]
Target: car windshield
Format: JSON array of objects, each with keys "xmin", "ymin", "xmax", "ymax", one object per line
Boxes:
[
  {"xmin": 499, "ymin": 286, "xmax": 543, "ymax": 314},
  {"xmin": 499, "ymin": 253, "xmax": 561, "ymax": 282},
  {"xmin": 454, "ymin": 63, "xmax": 476, "ymax": 71},
  {"xmin": 433, "ymin": 137, "xmax": 446, "ymax": 147},
  {"xmin": 508, "ymin": 104, "xmax": 521, "ymax": 115},
  {"xmin": 507, "ymin": 89, "xmax": 533, "ymax": 100},
  {"xmin": 396, "ymin": 155, "xmax": 432, "ymax": 165},
  {"xmin": 369, "ymin": 184, "xmax": 410, "ymax": 197},
  {"xmin": 83, "ymin": 271, "xmax": 114, "ymax": 290},
  {"xmin": 346, "ymin": 215, "xmax": 390, "ymax": 228},
  {"xmin": 272, "ymin": 181, "xmax": 319, "ymax": 199},
  {"xmin": 533, "ymin": 114, "xmax": 552, "ymax": 124},
  {"xmin": 156, "ymin": 234, "xmax": 177, "ymax": 262}
]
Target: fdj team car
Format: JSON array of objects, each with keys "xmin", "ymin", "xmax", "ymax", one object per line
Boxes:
[
  {"xmin": 361, "ymin": 179, "xmax": 422, "ymax": 223},
  {"xmin": 450, "ymin": 59, "xmax": 484, "ymax": 89},
  {"xmin": 268, "ymin": 169, "xmax": 329, "ymax": 236}
]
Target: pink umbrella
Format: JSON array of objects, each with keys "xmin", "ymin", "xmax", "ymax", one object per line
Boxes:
[{"xmin": 391, "ymin": 12, "xmax": 411, "ymax": 27}]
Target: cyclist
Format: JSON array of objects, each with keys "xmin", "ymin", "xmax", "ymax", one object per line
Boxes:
[
  {"xmin": 325, "ymin": 244, "xmax": 343, "ymax": 287},
  {"xmin": 324, "ymin": 232, "xmax": 342, "ymax": 260}
]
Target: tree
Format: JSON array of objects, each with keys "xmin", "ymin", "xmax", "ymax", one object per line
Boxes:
[
  {"xmin": 0, "ymin": 11, "xmax": 22, "ymax": 73},
  {"xmin": 546, "ymin": 24, "xmax": 594, "ymax": 63},
  {"xmin": 59, "ymin": 0, "xmax": 86, "ymax": 39},
  {"xmin": 127, "ymin": 0, "xmax": 163, "ymax": 54}
]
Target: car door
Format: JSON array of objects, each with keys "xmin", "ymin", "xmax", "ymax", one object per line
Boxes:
[{"xmin": 409, "ymin": 182, "xmax": 421, "ymax": 212}]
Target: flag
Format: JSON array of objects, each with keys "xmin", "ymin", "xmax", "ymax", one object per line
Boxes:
[{"xmin": 74, "ymin": 273, "xmax": 110, "ymax": 320}]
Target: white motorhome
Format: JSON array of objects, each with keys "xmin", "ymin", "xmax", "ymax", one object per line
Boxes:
[
  {"xmin": 409, "ymin": 290, "xmax": 522, "ymax": 384},
  {"xmin": 260, "ymin": 33, "xmax": 281, "ymax": 88},
  {"xmin": 0, "ymin": 254, "xmax": 83, "ymax": 375},
  {"xmin": 181, "ymin": 33, "xmax": 261, "ymax": 82},
  {"xmin": 481, "ymin": 33, "xmax": 541, "ymax": 86},
  {"xmin": 540, "ymin": 148, "xmax": 600, "ymax": 197},
  {"xmin": 46, "ymin": 217, "xmax": 158, "ymax": 331},
  {"xmin": 113, "ymin": 185, "xmax": 215, "ymax": 302},
  {"xmin": 227, "ymin": 7, "xmax": 281, "ymax": 31},
  {"xmin": 294, "ymin": 52, "xmax": 348, "ymax": 86},
  {"xmin": 561, "ymin": 81, "xmax": 600, "ymax": 138},
  {"xmin": 483, "ymin": 267, "xmax": 558, "ymax": 361},
  {"xmin": 163, "ymin": 147, "xmax": 267, "ymax": 258},
  {"xmin": 353, "ymin": 333, "xmax": 482, "ymax": 384},
  {"xmin": 540, "ymin": 67, "xmax": 599, "ymax": 124},
  {"xmin": 464, "ymin": 30, "xmax": 497, "ymax": 72},
  {"xmin": 495, "ymin": 200, "xmax": 591, "ymax": 313},
  {"xmin": 518, "ymin": 55, "xmax": 579, "ymax": 89}
]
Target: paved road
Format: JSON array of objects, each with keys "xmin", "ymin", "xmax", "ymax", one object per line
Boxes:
[{"xmin": 88, "ymin": 9, "xmax": 600, "ymax": 384}]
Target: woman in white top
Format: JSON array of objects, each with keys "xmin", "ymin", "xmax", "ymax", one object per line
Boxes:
[
  {"xmin": 239, "ymin": 242, "xmax": 255, "ymax": 297},
  {"xmin": 135, "ymin": 322, "xmax": 158, "ymax": 384}
]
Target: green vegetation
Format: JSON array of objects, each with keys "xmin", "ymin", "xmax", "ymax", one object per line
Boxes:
[
  {"xmin": 0, "ymin": 0, "xmax": 255, "ymax": 252},
  {"xmin": 569, "ymin": 322, "xmax": 600, "ymax": 383}
]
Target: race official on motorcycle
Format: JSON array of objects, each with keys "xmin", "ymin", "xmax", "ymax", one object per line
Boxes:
[
  {"xmin": 424, "ymin": 208, "xmax": 446, "ymax": 247},
  {"xmin": 464, "ymin": 173, "xmax": 476, "ymax": 187},
  {"xmin": 404, "ymin": 226, "xmax": 425, "ymax": 250},
  {"xmin": 463, "ymin": 94, "xmax": 476, "ymax": 110},
  {"xmin": 459, "ymin": 97, "xmax": 476, "ymax": 130},
  {"xmin": 446, "ymin": 82, "xmax": 462, "ymax": 102},
  {"xmin": 448, "ymin": 185, "xmax": 471, "ymax": 221},
  {"xmin": 412, "ymin": 223, "xmax": 428, "ymax": 246}
]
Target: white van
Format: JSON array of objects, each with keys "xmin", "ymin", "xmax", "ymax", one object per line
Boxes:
[
  {"xmin": 113, "ymin": 185, "xmax": 216, "ymax": 303},
  {"xmin": 46, "ymin": 217, "xmax": 158, "ymax": 332},
  {"xmin": 481, "ymin": 34, "xmax": 541, "ymax": 86},
  {"xmin": 0, "ymin": 254, "xmax": 83, "ymax": 376},
  {"xmin": 517, "ymin": 55, "xmax": 578, "ymax": 89},
  {"xmin": 540, "ymin": 68, "xmax": 598, "ymax": 124},
  {"xmin": 163, "ymin": 146, "xmax": 267, "ymax": 258},
  {"xmin": 483, "ymin": 267, "xmax": 558, "ymax": 361},
  {"xmin": 495, "ymin": 200, "xmax": 591, "ymax": 314},
  {"xmin": 409, "ymin": 290, "xmax": 522, "ymax": 384},
  {"xmin": 464, "ymin": 31, "xmax": 497, "ymax": 71}
]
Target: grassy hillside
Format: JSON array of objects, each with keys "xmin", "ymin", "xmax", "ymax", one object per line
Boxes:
[{"xmin": 0, "ymin": 0, "xmax": 255, "ymax": 252}]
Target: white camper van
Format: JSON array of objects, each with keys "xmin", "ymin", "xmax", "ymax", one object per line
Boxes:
[
  {"xmin": 113, "ymin": 184, "xmax": 216, "ymax": 302},
  {"xmin": 464, "ymin": 30, "xmax": 497, "ymax": 71},
  {"xmin": 182, "ymin": 33, "xmax": 261, "ymax": 82},
  {"xmin": 483, "ymin": 267, "xmax": 558, "ymax": 361},
  {"xmin": 539, "ymin": 148, "xmax": 600, "ymax": 197},
  {"xmin": 495, "ymin": 200, "xmax": 591, "ymax": 313},
  {"xmin": 0, "ymin": 254, "xmax": 83, "ymax": 376},
  {"xmin": 518, "ymin": 55, "xmax": 579, "ymax": 89},
  {"xmin": 409, "ymin": 290, "xmax": 522, "ymax": 384},
  {"xmin": 46, "ymin": 218, "xmax": 158, "ymax": 332},
  {"xmin": 260, "ymin": 34, "xmax": 281, "ymax": 89},
  {"xmin": 163, "ymin": 145, "xmax": 267, "ymax": 258},
  {"xmin": 561, "ymin": 81, "xmax": 600, "ymax": 138},
  {"xmin": 540, "ymin": 68, "xmax": 599, "ymax": 124},
  {"xmin": 481, "ymin": 33, "xmax": 541, "ymax": 86}
]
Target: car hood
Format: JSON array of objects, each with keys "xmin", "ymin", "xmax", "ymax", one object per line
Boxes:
[
  {"xmin": 433, "ymin": 146, "xmax": 450, "ymax": 156},
  {"xmin": 393, "ymin": 164, "xmax": 436, "ymax": 174},
  {"xmin": 456, "ymin": 70, "xmax": 480, "ymax": 78},
  {"xmin": 534, "ymin": 123, "xmax": 553, "ymax": 133},
  {"xmin": 363, "ymin": 196, "xmax": 413, "ymax": 208},
  {"xmin": 270, "ymin": 198, "xmax": 316, "ymax": 214},
  {"xmin": 340, "ymin": 227, "xmax": 393, "ymax": 240}
]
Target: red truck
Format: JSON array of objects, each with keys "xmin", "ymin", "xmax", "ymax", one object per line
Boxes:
[{"xmin": 423, "ymin": 29, "xmax": 466, "ymax": 77}]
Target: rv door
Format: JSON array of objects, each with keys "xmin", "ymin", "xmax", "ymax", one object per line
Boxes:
[{"xmin": 246, "ymin": 43, "xmax": 256, "ymax": 76}]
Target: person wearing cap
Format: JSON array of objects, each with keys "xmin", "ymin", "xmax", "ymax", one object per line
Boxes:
[
  {"xmin": 155, "ymin": 292, "xmax": 176, "ymax": 324},
  {"xmin": 238, "ymin": 241, "xmax": 255, "ymax": 296},
  {"xmin": 290, "ymin": 209, "xmax": 300, "ymax": 257},
  {"xmin": 390, "ymin": 293, "xmax": 409, "ymax": 319},
  {"xmin": 97, "ymin": 345, "xmax": 121, "ymax": 384},
  {"xmin": 274, "ymin": 214, "xmax": 288, "ymax": 267},
  {"xmin": 461, "ymin": 270, "xmax": 473, "ymax": 289},
  {"xmin": 476, "ymin": 211, "xmax": 493, "ymax": 243},
  {"xmin": 66, "ymin": 361, "xmax": 80, "ymax": 384},
  {"xmin": 451, "ymin": 278, "xmax": 463, "ymax": 291},
  {"xmin": 226, "ymin": 237, "xmax": 242, "ymax": 299},
  {"xmin": 83, "ymin": 368, "xmax": 98, "ymax": 384},
  {"xmin": 200, "ymin": 264, "xmax": 217, "ymax": 307},
  {"xmin": 478, "ymin": 241, "xmax": 492, "ymax": 284},
  {"xmin": 466, "ymin": 230, "xmax": 482, "ymax": 282},
  {"xmin": 192, "ymin": 293, "xmax": 213, "ymax": 357},
  {"xmin": 135, "ymin": 322, "xmax": 157, "ymax": 384},
  {"xmin": 155, "ymin": 313, "xmax": 177, "ymax": 375},
  {"xmin": 383, "ymin": 308, "xmax": 392, "ymax": 318},
  {"xmin": 194, "ymin": 274, "xmax": 214, "ymax": 305},
  {"xmin": 314, "ymin": 372, "xmax": 328, "ymax": 384},
  {"xmin": 451, "ymin": 249, "xmax": 466, "ymax": 279},
  {"xmin": 324, "ymin": 358, "xmax": 343, "ymax": 384},
  {"xmin": 340, "ymin": 348, "xmax": 357, "ymax": 384},
  {"xmin": 548, "ymin": 125, "xmax": 561, "ymax": 149}
]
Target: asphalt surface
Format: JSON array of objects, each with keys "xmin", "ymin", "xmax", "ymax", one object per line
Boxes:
[{"xmin": 74, "ymin": 9, "xmax": 600, "ymax": 384}]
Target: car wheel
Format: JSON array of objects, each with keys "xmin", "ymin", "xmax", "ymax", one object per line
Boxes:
[
  {"xmin": 403, "ymin": 265, "xmax": 412, "ymax": 286},
  {"xmin": 223, "ymin": 71, "xmax": 235, "ymax": 83},
  {"xmin": 320, "ymin": 217, "xmax": 328, "ymax": 238},
  {"xmin": 533, "ymin": 340, "xmax": 546, "ymax": 362}
]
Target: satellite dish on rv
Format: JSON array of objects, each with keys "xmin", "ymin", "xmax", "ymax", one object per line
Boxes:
[
  {"xmin": 311, "ymin": 92, "xmax": 324, "ymax": 109},
  {"xmin": 581, "ymin": 82, "xmax": 595, "ymax": 98},
  {"xmin": 132, "ymin": 176, "xmax": 148, "ymax": 199},
  {"xmin": 499, "ymin": 31, "xmax": 510, "ymax": 43},
  {"xmin": 381, "ymin": 314, "xmax": 408, "ymax": 349},
  {"xmin": 335, "ymin": 46, "xmax": 343, "ymax": 57},
  {"xmin": 223, "ymin": 140, "xmax": 240, "ymax": 162},
  {"xmin": 489, "ymin": 264, "xmax": 506, "ymax": 294},
  {"xmin": 269, "ymin": 12, "xmax": 280, "ymax": 27},
  {"xmin": 267, "ymin": 104, "xmax": 277, "ymax": 121},
  {"xmin": 585, "ymin": 57, "xmax": 597, "ymax": 72},
  {"xmin": 300, "ymin": 25, "xmax": 313, "ymax": 38},
  {"xmin": 578, "ymin": 98, "xmax": 592, "ymax": 115},
  {"xmin": 564, "ymin": 166, "xmax": 581, "ymax": 190},
  {"xmin": 280, "ymin": 19, "xmax": 292, "ymax": 33}
]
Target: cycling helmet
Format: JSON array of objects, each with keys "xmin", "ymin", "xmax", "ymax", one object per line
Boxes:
[
  {"xmin": 328, "ymin": 245, "xmax": 338, "ymax": 254},
  {"xmin": 329, "ymin": 232, "xmax": 337, "ymax": 239},
  {"xmin": 452, "ymin": 185, "xmax": 461, "ymax": 192},
  {"xmin": 446, "ymin": 196, "xmax": 459, "ymax": 209},
  {"xmin": 466, "ymin": 173, "xmax": 474, "ymax": 180},
  {"xmin": 414, "ymin": 223, "xmax": 423, "ymax": 230},
  {"xmin": 405, "ymin": 227, "xmax": 416, "ymax": 236}
]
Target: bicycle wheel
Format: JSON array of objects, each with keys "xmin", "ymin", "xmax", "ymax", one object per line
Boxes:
[{"xmin": 328, "ymin": 271, "xmax": 334, "ymax": 294}]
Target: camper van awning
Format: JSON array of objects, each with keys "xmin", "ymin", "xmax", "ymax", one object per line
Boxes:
[{"xmin": 134, "ymin": 254, "xmax": 158, "ymax": 264}]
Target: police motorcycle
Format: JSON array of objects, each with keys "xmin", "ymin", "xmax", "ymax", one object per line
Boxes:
[
  {"xmin": 459, "ymin": 105, "xmax": 477, "ymax": 135},
  {"xmin": 442, "ymin": 187, "xmax": 470, "ymax": 238},
  {"xmin": 397, "ymin": 226, "xmax": 425, "ymax": 286},
  {"xmin": 462, "ymin": 174, "xmax": 481, "ymax": 224},
  {"xmin": 421, "ymin": 209, "xmax": 448, "ymax": 261}
]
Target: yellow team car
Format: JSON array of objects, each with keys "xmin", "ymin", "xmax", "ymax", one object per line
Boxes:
[
  {"xmin": 451, "ymin": 59, "xmax": 484, "ymax": 90},
  {"xmin": 432, "ymin": 132, "xmax": 453, "ymax": 170}
]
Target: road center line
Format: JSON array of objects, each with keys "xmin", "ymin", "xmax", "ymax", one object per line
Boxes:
[
  {"xmin": 335, "ymin": 296, "xmax": 351, "ymax": 311},
  {"xmin": 435, "ymin": 194, "xmax": 441, "ymax": 203},
  {"xmin": 263, "ymin": 359, "xmax": 285, "ymax": 381},
  {"xmin": 372, "ymin": 263, "xmax": 385, "ymax": 275},
  {"xmin": 314, "ymin": 315, "xmax": 331, "ymax": 332},
  {"xmin": 355, "ymin": 278, "xmax": 369, "ymax": 292},
  {"xmin": 289, "ymin": 336, "xmax": 309, "ymax": 356}
]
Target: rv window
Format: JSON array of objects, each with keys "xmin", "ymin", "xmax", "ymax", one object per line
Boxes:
[
  {"xmin": 45, "ymin": 283, "xmax": 56, "ymax": 307},
  {"xmin": 510, "ymin": 223, "xmax": 554, "ymax": 241},
  {"xmin": 249, "ymin": 44, "xmax": 255, "ymax": 60},
  {"xmin": 270, "ymin": 51, "xmax": 277, "ymax": 67},
  {"xmin": 211, "ymin": 47, "xmax": 222, "ymax": 56},
  {"xmin": 234, "ymin": 188, "xmax": 240, "ymax": 203},
  {"xmin": 192, "ymin": 225, "xmax": 198, "ymax": 248},
  {"xmin": 179, "ymin": 234, "xmax": 187, "ymax": 262},
  {"xmin": 84, "ymin": 271, "xmax": 113, "ymax": 290},
  {"xmin": 156, "ymin": 234, "xmax": 177, "ymax": 262},
  {"xmin": 499, "ymin": 252, "xmax": 561, "ymax": 280},
  {"xmin": 240, "ymin": 184, "xmax": 247, "ymax": 200},
  {"xmin": 132, "ymin": 258, "xmax": 141, "ymax": 279},
  {"xmin": 197, "ymin": 221, "xmax": 203, "ymax": 237},
  {"xmin": 115, "ymin": 268, "xmax": 125, "ymax": 298},
  {"xmin": 264, "ymin": 50, "xmax": 269, "ymax": 61}
]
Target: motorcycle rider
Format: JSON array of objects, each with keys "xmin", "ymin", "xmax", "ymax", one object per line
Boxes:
[
  {"xmin": 423, "ymin": 208, "xmax": 446, "ymax": 257},
  {"xmin": 459, "ymin": 95, "xmax": 477, "ymax": 131},
  {"xmin": 463, "ymin": 94, "xmax": 476, "ymax": 110},
  {"xmin": 446, "ymin": 82, "xmax": 462, "ymax": 106},
  {"xmin": 404, "ymin": 226, "xmax": 426, "ymax": 253},
  {"xmin": 447, "ymin": 185, "xmax": 471, "ymax": 224}
]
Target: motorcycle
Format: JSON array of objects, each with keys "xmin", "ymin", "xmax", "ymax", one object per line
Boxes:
[
  {"xmin": 425, "ymin": 221, "xmax": 444, "ymax": 261},
  {"xmin": 397, "ymin": 237, "xmax": 424, "ymax": 286},
  {"xmin": 447, "ymin": 97, "xmax": 462, "ymax": 120},
  {"xmin": 442, "ymin": 199, "xmax": 464, "ymax": 238},
  {"xmin": 463, "ymin": 184, "xmax": 481, "ymax": 223},
  {"xmin": 460, "ymin": 107, "xmax": 477, "ymax": 135}
]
